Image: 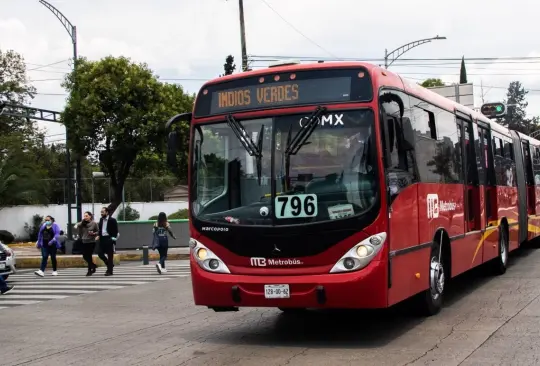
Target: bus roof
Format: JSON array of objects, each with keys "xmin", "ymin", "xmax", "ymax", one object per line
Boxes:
[{"xmin": 198, "ymin": 61, "xmax": 538, "ymax": 145}]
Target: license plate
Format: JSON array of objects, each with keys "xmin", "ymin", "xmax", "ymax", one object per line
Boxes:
[
  {"xmin": 0, "ymin": 263, "xmax": 5, "ymax": 270},
  {"xmin": 264, "ymin": 284, "xmax": 290, "ymax": 299}
]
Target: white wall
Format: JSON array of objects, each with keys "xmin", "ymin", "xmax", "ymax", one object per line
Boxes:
[{"xmin": 0, "ymin": 201, "xmax": 189, "ymax": 240}]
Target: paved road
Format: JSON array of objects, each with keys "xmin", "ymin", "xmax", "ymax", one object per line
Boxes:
[
  {"xmin": 3, "ymin": 247, "xmax": 540, "ymax": 366},
  {"xmin": 0, "ymin": 262, "xmax": 190, "ymax": 310}
]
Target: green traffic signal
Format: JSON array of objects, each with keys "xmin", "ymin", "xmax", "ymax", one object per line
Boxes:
[
  {"xmin": 495, "ymin": 105, "xmax": 503, "ymax": 112},
  {"xmin": 480, "ymin": 102, "xmax": 506, "ymax": 118}
]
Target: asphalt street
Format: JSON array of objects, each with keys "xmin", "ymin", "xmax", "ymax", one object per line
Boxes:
[{"xmin": 3, "ymin": 247, "xmax": 540, "ymax": 366}]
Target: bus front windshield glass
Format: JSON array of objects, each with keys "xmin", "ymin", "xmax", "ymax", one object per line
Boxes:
[{"xmin": 191, "ymin": 109, "xmax": 377, "ymax": 226}]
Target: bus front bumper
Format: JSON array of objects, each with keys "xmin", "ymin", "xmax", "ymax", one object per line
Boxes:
[{"xmin": 191, "ymin": 260, "xmax": 387, "ymax": 309}]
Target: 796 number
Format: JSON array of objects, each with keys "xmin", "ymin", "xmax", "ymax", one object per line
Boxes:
[{"xmin": 275, "ymin": 194, "xmax": 318, "ymax": 219}]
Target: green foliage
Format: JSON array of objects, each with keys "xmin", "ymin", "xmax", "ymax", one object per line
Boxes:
[
  {"xmin": 0, "ymin": 230, "xmax": 14, "ymax": 244},
  {"xmin": 0, "ymin": 49, "xmax": 37, "ymax": 136},
  {"xmin": 220, "ymin": 55, "xmax": 236, "ymax": 76},
  {"xmin": 459, "ymin": 56, "xmax": 467, "ymax": 84},
  {"xmin": 496, "ymin": 81, "xmax": 534, "ymax": 134},
  {"xmin": 148, "ymin": 208, "xmax": 189, "ymax": 220},
  {"xmin": 24, "ymin": 214, "xmax": 44, "ymax": 242},
  {"xmin": 117, "ymin": 204, "xmax": 140, "ymax": 221},
  {"xmin": 420, "ymin": 78, "xmax": 445, "ymax": 88},
  {"xmin": 61, "ymin": 56, "xmax": 194, "ymax": 214}
]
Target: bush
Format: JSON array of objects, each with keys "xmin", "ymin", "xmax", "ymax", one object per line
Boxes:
[
  {"xmin": 24, "ymin": 214, "xmax": 43, "ymax": 242},
  {"xmin": 148, "ymin": 208, "xmax": 189, "ymax": 220},
  {"xmin": 117, "ymin": 204, "xmax": 140, "ymax": 221},
  {"xmin": 0, "ymin": 230, "xmax": 15, "ymax": 244}
]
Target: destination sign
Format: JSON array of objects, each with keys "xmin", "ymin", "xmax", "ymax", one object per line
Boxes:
[
  {"xmin": 210, "ymin": 78, "xmax": 351, "ymax": 115},
  {"xmin": 193, "ymin": 68, "xmax": 373, "ymax": 117}
]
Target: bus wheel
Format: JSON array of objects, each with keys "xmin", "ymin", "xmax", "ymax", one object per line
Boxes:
[
  {"xmin": 492, "ymin": 226, "xmax": 509, "ymax": 275},
  {"xmin": 419, "ymin": 244, "xmax": 445, "ymax": 316}
]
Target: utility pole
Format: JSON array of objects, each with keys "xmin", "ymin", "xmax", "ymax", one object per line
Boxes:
[
  {"xmin": 39, "ymin": 0, "xmax": 83, "ymax": 231},
  {"xmin": 238, "ymin": 0, "xmax": 248, "ymax": 71}
]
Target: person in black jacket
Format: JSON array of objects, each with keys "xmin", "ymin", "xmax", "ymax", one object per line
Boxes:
[{"xmin": 95, "ymin": 207, "xmax": 118, "ymax": 276}]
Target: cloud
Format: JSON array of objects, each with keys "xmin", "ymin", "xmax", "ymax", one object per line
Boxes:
[{"xmin": 2, "ymin": 0, "xmax": 540, "ymax": 133}]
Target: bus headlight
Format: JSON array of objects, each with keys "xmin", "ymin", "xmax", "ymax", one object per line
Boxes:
[
  {"xmin": 329, "ymin": 233, "xmax": 387, "ymax": 274},
  {"xmin": 189, "ymin": 238, "xmax": 231, "ymax": 274}
]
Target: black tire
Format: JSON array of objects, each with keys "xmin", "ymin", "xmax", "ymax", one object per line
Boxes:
[
  {"xmin": 418, "ymin": 243, "xmax": 445, "ymax": 316},
  {"xmin": 492, "ymin": 225, "xmax": 509, "ymax": 275}
]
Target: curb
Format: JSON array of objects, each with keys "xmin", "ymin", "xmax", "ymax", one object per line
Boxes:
[
  {"xmin": 15, "ymin": 253, "xmax": 190, "ymax": 268},
  {"xmin": 8, "ymin": 242, "xmax": 35, "ymax": 248}
]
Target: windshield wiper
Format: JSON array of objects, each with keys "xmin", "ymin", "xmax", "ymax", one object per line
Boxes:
[
  {"xmin": 226, "ymin": 114, "xmax": 264, "ymax": 185},
  {"xmin": 283, "ymin": 106, "xmax": 327, "ymax": 190},
  {"xmin": 285, "ymin": 106, "xmax": 327, "ymax": 156}
]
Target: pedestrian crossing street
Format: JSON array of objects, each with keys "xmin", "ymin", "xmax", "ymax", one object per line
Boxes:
[{"xmin": 0, "ymin": 263, "xmax": 191, "ymax": 310}]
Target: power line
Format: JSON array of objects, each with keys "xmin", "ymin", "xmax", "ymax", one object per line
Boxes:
[
  {"xmin": 27, "ymin": 59, "xmax": 71, "ymax": 72},
  {"xmin": 250, "ymin": 55, "xmax": 540, "ymax": 62},
  {"xmin": 257, "ymin": 0, "xmax": 337, "ymax": 59}
]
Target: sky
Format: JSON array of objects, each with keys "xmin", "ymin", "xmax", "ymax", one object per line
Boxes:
[{"xmin": 2, "ymin": 0, "xmax": 540, "ymax": 143}]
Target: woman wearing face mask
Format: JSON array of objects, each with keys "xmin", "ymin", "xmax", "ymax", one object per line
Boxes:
[
  {"xmin": 34, "ymin": 216, "xmax": 62, "ymax": 277},
  {"xmin": 74, "ymin": 211, "xmax": 99, "ymax": 276}
]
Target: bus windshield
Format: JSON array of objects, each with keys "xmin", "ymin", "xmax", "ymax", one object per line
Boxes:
[{"xmin": 191, "ymin": 109, "xmax": 377, "ymax": 226}]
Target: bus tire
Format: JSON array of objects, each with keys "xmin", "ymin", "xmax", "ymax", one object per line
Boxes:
[
  {"xmin": 492, "ymin": 225, "xmax": 509, "ymax": 275},
  {"xmin": 418, "ymin": 242, "xmax": 445, "ymax": 316}
]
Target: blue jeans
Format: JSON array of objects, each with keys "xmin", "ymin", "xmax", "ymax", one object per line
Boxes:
[
  {"xmin": 41, "ymin": 245, "xmax": 58, "ymax": 272},
  {"xmin": 0, "ymin": 274, "xmax": 8, "ymax": 291}
]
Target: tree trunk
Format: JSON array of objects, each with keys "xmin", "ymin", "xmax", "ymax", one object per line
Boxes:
[{"xmin": 108, "ymin": 182, "xmax": 125, "ymax": 216}]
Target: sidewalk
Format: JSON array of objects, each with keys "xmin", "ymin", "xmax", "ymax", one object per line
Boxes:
[{"xmin": 12, "ymin": 246, "xmax": 190, "ymax": 269}]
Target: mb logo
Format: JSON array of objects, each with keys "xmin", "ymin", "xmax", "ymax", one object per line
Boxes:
[
  {"xmin": 250, "ymin": 257, "xmax": 267, "ymax": 267},
  {"xmin": 427, "ymin": 194, "xmax": 439, "ymax": 219}
]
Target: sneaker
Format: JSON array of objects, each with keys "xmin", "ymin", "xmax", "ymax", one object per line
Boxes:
[
  {"xmin": 52, "ymin": 271, "xmax": 58, "ymax": 276},
  {"xmin": 156, "ymin": 263, "xmax": 162, "ymax": 274},
  {"xmin": 1, "ymin": 286, "xmax": 13, "ymax": 295},
  {"xmin": 162, "ymin": 267, "xmax": 168, "ymax": 273},
  {"xmin": 34, "ymin": 270, "xmax": 45, "ymax": 277}
]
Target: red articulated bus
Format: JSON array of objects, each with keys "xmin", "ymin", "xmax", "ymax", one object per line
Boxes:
[{"xmin": 166, "ymin": 60, "xmax": 540, "ymax": 316}]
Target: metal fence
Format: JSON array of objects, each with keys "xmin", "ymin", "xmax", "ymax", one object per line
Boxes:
[{"xmin": 39, "ymin": 177, "xmax": 181, "ymax": 205}]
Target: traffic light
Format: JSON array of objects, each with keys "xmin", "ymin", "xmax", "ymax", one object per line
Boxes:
[{"xmin": 480, "ymin": 102, "xmax": 506, "ymax": 118}]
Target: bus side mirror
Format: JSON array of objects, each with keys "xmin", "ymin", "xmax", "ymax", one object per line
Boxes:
[{"xmin": 166, "ymin": 112, "xmax": 192, "ymax": 173}]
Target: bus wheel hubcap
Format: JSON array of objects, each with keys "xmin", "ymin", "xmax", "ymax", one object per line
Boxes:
[{"xmin": 430, "ymin": 257, "xmax": 444, "ymax": 300}]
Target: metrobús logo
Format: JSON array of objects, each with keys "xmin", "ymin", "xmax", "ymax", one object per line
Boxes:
[
  {"xmin": 250, "ymin": 257, "xmax": 303, "ymax": 267},
  {"xmin": 427, "ymin": 193, "xmax": 456, "ymax": 219},
  {"xmin": 201, "ymin": 226, "xmax": 229, "ymax": 232}
]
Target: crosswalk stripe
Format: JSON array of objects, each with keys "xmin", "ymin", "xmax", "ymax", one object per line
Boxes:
[
  {"xmin": 5, "ymin": 295, "xmax": 69, "ymax": 299},
  {"xmin": 11, "ymin": 289, "xmax": 97, "ymax": 294},
  {"xmin": 0, "ymin": 300, "xmax": 42, "ymax": 305},
  {"xmin": 11, "ymin": 275, "xmax": 188, "ymax": 280},
  {"xmin": 0, "ymin": 264, "xmax": 191, "ymax": 310}
]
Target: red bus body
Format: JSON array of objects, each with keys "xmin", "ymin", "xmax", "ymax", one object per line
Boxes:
[{"xmin": 170, "ymin": 61, "xmax": 540, "ymax": 314}]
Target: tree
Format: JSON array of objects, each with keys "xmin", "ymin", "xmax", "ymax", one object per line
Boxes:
[
  {"xmin": 497, "ymin": 81, "xmax": 529, "ymax": 134},
  {"xmin": 220, "ymin": 55, "xmax": 236, "ymax": 76},
  {"xmin": 61, "ymin": 56, "xmax": 194, "ymax": 214},
  {"xmin": 0, "ymin": 49, "xmax": 37, "ymax": 136},
  {"xmin": 460, "ymin": 56, "xmax": 467, "ymax": 84},
  {"xmin": 421, "ymin": 78, "xmax": 445, "ymax": 88}
]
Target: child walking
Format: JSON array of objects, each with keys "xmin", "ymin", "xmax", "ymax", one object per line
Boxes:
[{"xmin": 153, "ymin": 212, "xmax": 176, "ymax": 274}]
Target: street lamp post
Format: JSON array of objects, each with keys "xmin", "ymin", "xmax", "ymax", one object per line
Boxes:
[
  {"xmin": 38, "ymin": 0, "xmax": 83, "ymax": 234},
  {"xmin": 384, "ymin": 35, "xmax": 447, "ymax": 69},
  {"xmin": 91, "ymin": 172, "xmax": 105, "ymax": 216}
]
